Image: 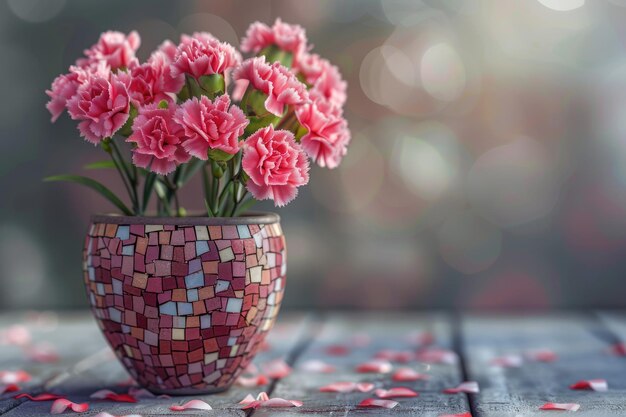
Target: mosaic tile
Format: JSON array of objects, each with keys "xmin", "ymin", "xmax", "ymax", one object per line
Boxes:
[{"xmin": 84, "ymin": 219, "xmax": 285, "ymax": 393}]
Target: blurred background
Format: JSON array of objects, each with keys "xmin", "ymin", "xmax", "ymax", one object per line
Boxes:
[{"xmin": 2, "ymin": 0, "xmax": 626, "ymax": 311}]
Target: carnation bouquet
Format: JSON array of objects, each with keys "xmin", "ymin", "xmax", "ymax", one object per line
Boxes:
[{"xmin": 46, "ymin": 19, "xmax": 349, "ymax": 217}]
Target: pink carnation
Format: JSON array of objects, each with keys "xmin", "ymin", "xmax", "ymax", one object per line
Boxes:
[
  {"xmin": 66, "ymin": 70, "xmax": 131, "ymax": 144},
  {"xmin": 172, "ymin": 35, "xmax": 241, "ymax": 79},
  {"xmin": 241, "ymin": 19, "xmax": 308, "ymax": 64},
  {"xmin": 128, "ymin": 52, "xmax": 184, "ymax": 106},
  {"xmin": 174, "ymin": 95, "xmax": 249, "ymax": 158},
  {"xmin": 152, "ymin": 40, "xmax": 178, "ymax": 62},
  {"xmin": 127, "ymin": 104, "xmax": 190, "ymax": 175},
  {"xmin": 233, "ymin": 56, "xmax": 309, "ymax": 116},
  {"xmin": 78, "ymin": 30, "xmax": 141, "ymax": 69},
  {"xmin": 242, "ymin": 125, "xmax": 309, "ymax": 207},
  {"xmin": 296, "ymin": 53, "xmax": 347, "ymax": 107},
  {"xmin": 296, "ymin": 92, "xmax": 350, "ymax": 169}
]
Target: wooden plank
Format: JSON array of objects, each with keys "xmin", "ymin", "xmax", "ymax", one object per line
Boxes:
[
  {"xmin": 460, "ymin": 314, "xmax": 626, "ymax": 417},
  {"xmin": 1, "ymin": 313, "xmax": 311, "ymax": 417},
  {"xmin": 252, "ymin": 312, "xmax": 469, "ymax": 417}
]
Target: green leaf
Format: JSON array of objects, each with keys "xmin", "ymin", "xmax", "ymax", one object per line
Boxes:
[
  {"xmin": 44, "ymin": 174, "xmax": 133, "ymax": 215},
  {"xmin": 84, "ymin": 160, "xmax": 116, "ymax": 170},
  {"xmin": 177, "ymin": 158, "xmax": 205, "ymax": 187},
  {"xmin": 142, "ymin": 172, "xmax": 158, "ymax": 213},
  {"xmin": 204, "ymin": 198, "xmax": 214, "ymax": 217},
  {"xmin": 234, "ymin": 197, "xmax": 257, "ymax": 217}
]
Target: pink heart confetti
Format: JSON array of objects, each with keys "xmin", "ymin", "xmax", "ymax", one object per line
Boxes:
[
  {"xmin": 15, "ymin": 393, "xmax": 64, "ymax": 401},
  {"xmin": 358, "ymin": 398, "xmax": 399, "ymax": 409},
  {"xmin": 439, "ymin": 413, "xmax": 472, "ymax": 417},
  {"xmin": 0, "ymin": 371, "xmax": 31, "ymax": 384},
  {"xmin": 570, "ymin": 379, "xmax": 608, "ymax": 392},
  {"xmin": 356, "ymin": 360, "xmax": 393, "ymax": 374},
  {"xmin": 444, "ymin": 381, "xmax": 480, "ymax": 394},
  {"xmin": 26, "ymin": 343, "xmax": 60, "ymax": 363},
  {"xmin": 416, "ymin": 348, "xmax": 458, "ymax": 364},
  {"xmin": 239, "ymin": 392, "xmax": 302, "ymax": 409},
  {"xmin": 392, "ymin": 367, "xmax": 430, "ymax": 382},
  {"xmin": 169, "ymin": 399, "xmax": 212, "ymax": 411},
  {"xmin": 261, "ymin": 359, "xmax": 292, "ymax": 379},
  {"xmin": 0, "ymin": 384, "xmax": 19, "ymax": 395},
  {"xmin": 300, "ymin": 360, "xmax": 336, "ymax": 373},
  {"xmin": 375, "ymin": 387, "xmax": 419, "ymax": 398},
  {"xmin": 319, "ymin": 382, "xmax": 375, "ymax": 393},
  {"xmin": 375, "ymin": 349, "xmax": 414, "ymax": 363},
  {"xmin": 0, "ymin": 325, "xmax": 31, "ymax": 346},
  {"xmin": 50, "ymin": 399, "xmax": 89, "ymax": 414},
  {"xmin": 490, "ymin": 355, "xmax": 523, "ymax": 368},
  {"xmin": 90, "ymin": 389, "xmax": 137, "ymax": 403},
  {"xmin": 325, "ymin": 344, "xmax": 350, "ymax": 356},
  {"xmin": 236, "ymin": 374, "xmax": 269, "ymax": 387},
  {"xmin": 539, "ymin": 402, "xmax": 581, "ymax": 411},
  {"xmin": 525, "ymin": 349, "xmax": 558, "ymax": 362}
]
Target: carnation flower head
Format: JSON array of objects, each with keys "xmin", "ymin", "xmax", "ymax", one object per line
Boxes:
[
  {"xmin": 127, "ymin": 104, "xmax": 190, "ymax": 175},
  {"xmin": 233, "ymin": 56, "xmax": 309, "ymax": 116},
  {"xmin": 77, "ymin": 30, "xmax": 141, "ymax": 70},
  {"xmin": 152, "ymin": 40, "xmax": 178, "ymax": 63},
  {"xmin": 128, "ymin": 52, "xmax": 184, "ymax": 106},
  {"xmin": 242, "ymin": 125, "xmax": 310, "ymax": 207},
  {"xmin": 296, "ymin": 53, "xmax": 347, "ymax": 107},
  {"xmin": 241, "ymin": 18, "xmax": 308, "ymax": 65},
  {"xmin": 172, "ymin": 34, "xmax": 241, "ymax": 79},
  {"xmin": 174, "ymin": 95, "xmax": 249, "ymax": 158},
  {"xmin": 296, "ymin": 91, "xmax": 350, "ymax": 169},
  {"xmin": 66, "ymin": 69, "xmax": 131, "ymax": 144}
]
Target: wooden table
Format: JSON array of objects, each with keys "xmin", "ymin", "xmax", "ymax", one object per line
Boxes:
[{"xmin": 1, "ymin": 311, "xmax": 626, "ymax": 416}]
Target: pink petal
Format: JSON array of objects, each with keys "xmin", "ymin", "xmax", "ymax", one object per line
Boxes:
[
  {"xmin": 325, "ymin": 344, "xmax": 350, "ymax": 356},
  {"xmin": 256, "ymin": 398, "xmax": 303, "ymax": 408},
  {"xmin": 407, "ymin": 331, "xmax": 435, "ymax": 346},
  {"xmin": 26, "ymin": 343, "xmax": 60, "ymax": 363},
  {"xmin": 444, "ymin": 381, "xmax": 480, "ymax": 394},
  {"xmin": 358, "ymin": 398, "xmax": 399, "ymax": 409},
  {"xmin": 0, "ymin": 371, "xmax": 31, "ymax": 384},
  {"xmin": 300, "ymin": 360, "xmax": 336, "ymax": 373},
  {"xmin": 539, "ymin": 402, "xmax": 581, "ymax": 411},
  {"xmin": 490, "ymin": 355, "xmax": 523, "ymax": 368},
  {"xmin": 416, "ymin": 348, "xmax": 458, "ymax": 364},
  {"xmin": 90, "ymin": 389, "xmax": 137, "ymax": 403},
  {"xmin": 0, "ymin": 325, "xmax": 31, "ymax": 346},
  {"xmin": 0, "ymin": 384, "xmax": 19, "ymax": 395},
  {"xmin": 15, "ymin": 393, "xmax": 64, "ymax": 401},
  {"xmin": 356, "ymin": 360, "xmax": 393, "ymax": 374},
  {"xmin": 261, "ymin": 359, "xmax": 291, "ymax": 379},
  {"xmin": 375, "ymin": 387, "xmax": 419, "ymax": 398},
  {"xmin": 319, "ymin": 382, "xmax": 374, "ymax": 393},
  {"xmin": 236, "ymin": 374, "xmax": 269, "ymax": 387},
  {"xmin": 439, "ymin": 413, "xmax": 472, "ymax": 417},
  {"xmin": 239, "ymin": 394, "xmax": 257, "ymax": 405},
  {"xmin": 50, "ymin": 399, "xmax": 89, "ymax": 414},
  {"xmin": 169, "ymin": 399, "xmax": 212, "ymax": 411},
  {"xmin": 393, "ymin": 368, "xmax": 430, "ymax": 382},
  {"xmin": 525, "ymin": 349, "xmax": 558, "ymax": 362},
  {"xmin": 570, "ymin": 379, "xmax": 608, "ymax": 392}
]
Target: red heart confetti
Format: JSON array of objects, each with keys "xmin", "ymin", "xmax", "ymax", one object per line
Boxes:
[
  {"xmin": 261, "ymin": 359, "xmax": 292, "ymax": 379},
  {"xmin": 375, "ymin": 387, "xmax": 419, "ymax": 398},
  {"xmin": 539, "ymin": 402, "xmax": 580, "ymax": 411},
  {"xmin": 0, "ymin": 371, "xmax": 31, "ymax": 384},
  {"xmin": 358, "ymin": 398, "xmax": 399, "ymax": 409},
  {"xmin": 325, "ymin": 344, "xmax": 350, "ymax": 356},
  {"xmin": 15, "ymin": 393, "xmax": 64, "ymax": 401},
  {"xmin": 236, "ymin": 374, "xmax": 269, "ymax": 387},
  {"xmin": 490, "ymin": 355, "xmax": 523, "ymax": 368},
  {"xmin": 444, "ymin": 381, "xmax": 480, "ymax": 394},
  {"xmin": 375, "ymin": 349, "xmax": 414, "ymax": 363},
  {"xmin": 90, "ymin": 389, "xmax": 137, "ymax": 403},
  {"xmin": 569, "ymin": 379, "xmax": 608, "ymax": 392},
  {"xmin": 319, "ymin": 382, "xmax": 374, "ymax": 393},
  {"xmin": 525, "ymin": 349, "xmax": 558, "ymax": 362},
  {"xmin": 0, "ymin": 384, "xmax": 20, "ymax": 395},
  {"xmin": 392, "ymin": 367, "xmax": 430, "ymax": 382},
  {"xmin": 50, "ymin": 399, "xmax": 89, "ymax": 414},
  {"xmin": 169, "ymin": 399, "xmax": 212, "ymax": 411},
  {"xmin": 439, "ymin": 413, "xmax": 472, "ymax": 417},
  {"xmin": 239, "ymin": 392, "xmax": 302, "ymax": 409},
  {"xmin": 356, "ymin": 360, "xmax": 393, "ymax": 373},
  {"xmin": 416, "ymin": 348, "xmax": 458, "ymax": 364},
  {"xmin": 300, "ymin": 360, "xmax": 336, "ymax": 373}
]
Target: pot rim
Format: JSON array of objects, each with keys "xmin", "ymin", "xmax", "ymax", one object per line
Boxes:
[{"xmin": 90, "ymin": 211, "xmax": 280, "ymax": 226}]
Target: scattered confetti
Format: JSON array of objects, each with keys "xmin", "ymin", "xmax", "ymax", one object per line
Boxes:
[
  {"xmin": 0, "ymin": 371, "xmax": 31, "ymax": 384},
  {"xmin": 392, "ymin": 367, "xmax": 430, "ymax": 382},
  {"xmin": 319, "ymin": 382, "xmax": 374, "ymax": 393},
  {"xmin": 325, "ymin": 344, "xmax": 350, "ymax": 356},
  {"xmin": 261, "ymin": 359, "xmax": 292, "ymax": 379},
  {"xmin": 169, "ymin": 399, "xmax": 212, "ymax": 411},
  {"xmin": 0, "ymin": 325, "xmax": 31, "ymax": 346},
  {"xmin": 300, "ymin": 360, "xmax": 336, "ymax": 373},
  {"xmin": 236, "ymin": 374, "xmax": 269, "ymax": 387},
  {"xmin": 15, "ymin": 393, "xmax": 64, "ymax": 401},
  {"xmin": 239, "ymin": 392, "xmax": 302, "ymax": 409},
  {"xmin": 490, "ymin": 355, "xmax": 523, "ymax": 368},
  {"xmin": 444, "ymin": 381, "xmax": 480, "ymax": 394},
  {"xmin": 525, "ymin": 349, "xmax": 558, "ymax": 362},
  {"xmin": 539, "ymin": 402, "xmax": 580, "ymax": 411},
  {"xmin": 416, "ymin": 348, "xmax": 458, "ymax": 364},
  {"xmin": 375, "ymin": 387, "xmax": 419, "ymax": 398},
  {"xmin": 375, "ymin": 349, "xmax": 414, "ymax": 363},
  {"xmin": 50, "ymin": 399, "xmax": 89, "ymax": 414},
  {"xmin": 569, "ymin": 379, "xmax": 608, "ymax": 392},
  {"xmin": 356, "ymin": 360, "xmax": 393, "ymax": 374},
  {"xmin": 0, "ymin": 384, "xmax": 19, "ymax": 395},
  {"xmin": 90, "ymin": 389, "xmax": 137, "ymax": 403},
  {"xmin": 358, "ymin": 398, "xmax": 399, "ymax": 409}
]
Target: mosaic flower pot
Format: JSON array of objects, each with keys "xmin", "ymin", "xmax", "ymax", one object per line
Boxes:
[{"xmin": 82, "ymin": 213, "xmax": 286, "ymax": 395}]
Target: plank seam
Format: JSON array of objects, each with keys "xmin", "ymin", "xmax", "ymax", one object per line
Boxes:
[{"xmin": 452, "ymin": 313, "xmax": 480, "ymax": 417}]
